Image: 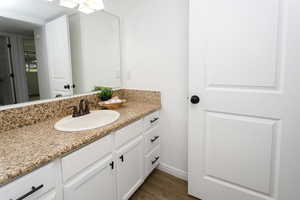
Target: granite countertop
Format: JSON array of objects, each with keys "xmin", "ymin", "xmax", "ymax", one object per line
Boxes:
[{"xmin": 0, "ymin": 102, "xmax": 160, "ymax": 186}]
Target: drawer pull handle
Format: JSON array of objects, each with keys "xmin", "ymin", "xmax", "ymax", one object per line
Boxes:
[
  {"xmin": 150, "ymin": 117, "xmax": 159, "ymax": 123},
  {"xmin": 152, "ymin": 156, "xmax": 160, "ymax": 165},
  {"xmin": 151, "ymin": 136, "xmax": 160, "ymax": 143},
  {"xmin": 14, "ymin": 184, "xmax": 44, "ymax": 200}
]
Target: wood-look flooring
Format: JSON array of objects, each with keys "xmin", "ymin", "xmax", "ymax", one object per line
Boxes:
[{"xmin": 130, "ymin": 169, "xmax": 200, "ymax": 200}]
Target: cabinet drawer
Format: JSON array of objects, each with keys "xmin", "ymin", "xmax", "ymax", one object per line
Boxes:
[
  {"xmin": 62, "ymin": 134, "xmax": 113, "ymax": 182},
  {"xmin": 115, "ymin": 119, "xmax": 143, "ymax": 149},
  {"xmin": 144, "ymin": 126, "xmax": 160, "ymax": 154},
  {"xmin": 144, "ymin": 111, "xmax": 160, "ymax": 131},
  {"xmin": 145, "ymin": 145, "xmax": 160, "ymax": 177},
  {"xmin": 0, "ymin": 163, "xmax": 56, "ymax": 200}
]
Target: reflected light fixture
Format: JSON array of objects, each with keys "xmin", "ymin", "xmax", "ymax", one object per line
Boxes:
[
  {"xmin": 59, "ymin": 0, "xmax": 78, "ymax": 8},
  {"xmin": 78, "ymin": 4, "xmax": 95, "ymax": 14},
  {"xmin": 47, "ymin": 0, "xmax": 104, "ymax": 14}
]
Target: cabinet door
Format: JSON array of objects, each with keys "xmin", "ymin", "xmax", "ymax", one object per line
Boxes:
[
  {"xmin": 37, "ymin": 191, "xmax": 57, "ymax": 200},
  {"xmin": 64, "ymin": 155, "xmax": 116, "ymax": 200},
  {"xmin": 116, "ymin": 136, "xmax": 144, "ymax": 200},
  {"xmin": 0, "ymin": 163, "xmax": 57, "ymax": 200}
]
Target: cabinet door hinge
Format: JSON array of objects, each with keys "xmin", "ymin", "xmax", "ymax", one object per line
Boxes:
[{"xmin": 7, "ymin": 44, "xmax": 12, "ymax": 48}]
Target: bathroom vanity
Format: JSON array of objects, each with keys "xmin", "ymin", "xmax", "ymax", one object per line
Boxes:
[
  {"xmin": 0, "ymin": 1, "xmax": 165, "ymax": 200},
  {"xmin": 0, "ymin": 90, "xmax": 161, "ymax": 200}
]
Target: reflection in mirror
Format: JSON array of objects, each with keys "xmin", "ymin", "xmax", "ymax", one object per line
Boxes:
[{"xmin": 0, "ymin": 0, "xmax": 121, "ymax": 107}]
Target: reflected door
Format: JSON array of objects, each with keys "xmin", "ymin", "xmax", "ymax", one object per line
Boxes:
[
  {"xmin": 0, "ymin": 36, "xmax": 15, "ymax": 105},
  {"xmin": 189, "ymin": 0, "xmax": 300, "ymax": 200},
  {"xmin": 45, "ymin": 15, "xmax": 73, "ymax": 98}
]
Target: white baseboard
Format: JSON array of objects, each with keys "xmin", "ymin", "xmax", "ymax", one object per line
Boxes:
[{"xmin": 158, "ymin": 162, "xmax": 188, "ymax": 181}]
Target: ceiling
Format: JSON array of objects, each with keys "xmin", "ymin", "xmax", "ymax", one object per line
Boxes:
[
  {"xmin": 0, "ymin": 17, "xmax": 37, "ymax": 36},
  {"xmin": 0, "ymin": 0, "xmax": 77, "ymax": 25}
]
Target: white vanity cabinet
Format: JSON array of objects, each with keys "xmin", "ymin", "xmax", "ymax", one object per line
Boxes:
[
  {"xmin": 63, "ymin": 155, "xmax": 116, "ymax": 200},
  {"xmin": 143, "ymin": 111, "xmax": 161, "ymax": 177},
  {"xmin": 0, "ymin": 111, "xmax": 160, "ymax": 200},
  {"xmin": 116, "ymin": 136, "xmax": 144, "ymax": 200},
  {"xmin": 0, "ymin": 163, "xmax": 59, "ymax": 200},
  {"xmin": 145, "ymin": 145, "xmax": 160, "ymax": 177},
  {"xmin": 62, "ymin": 135, "xmax": 115, "ymax": 200},
  {"xmin": 61, "ymin": 113, "xmax": 160, "ymax": 200},
  {"xmin": 144, "ymin": 111, "xmax": 160, "ymax": 131}
]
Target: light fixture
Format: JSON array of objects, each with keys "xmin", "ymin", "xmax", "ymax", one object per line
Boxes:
[
  {"xmin": 47, "ymin": 0, "xmax": 104, "ymax": 14},
  {"xmin": 59, "ymin": 0, "xmax": 78, "ymax": 8},
  {"xmin": 78, "ymin": 4, "xmax": 95, "ymax": 14},
  {"xmin": 83, "ymin": 0, "xmax": 104, "ymax": 10}
]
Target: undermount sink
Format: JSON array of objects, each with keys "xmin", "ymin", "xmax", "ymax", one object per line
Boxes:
[{"xmin": 54, "ymin": 110, "xmax": 120, "ymax": 132}]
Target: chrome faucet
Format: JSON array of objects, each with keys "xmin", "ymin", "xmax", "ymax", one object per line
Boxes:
[{"xmin": 68, "ymin": 99, "xmax": 91, "ymax": 118}]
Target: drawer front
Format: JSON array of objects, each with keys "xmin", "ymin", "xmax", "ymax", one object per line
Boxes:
[
  {"xmin": 115, "ymin": 119, "xmax": 143, "ymax": 149},
  {"xmin": 144, "ymin": 126, "xmax": 160, "ymax": 154},
  {"xmin": 144, "ymin": 111, "xmax": 160, "ymax": 131},
  {"xmin": 0, "ymin": 163, "xmax": 56, "ymax": 200},
  {"xmin": 62, "ymin": 134, "xmax": 113, "ymax": 182},
  {"xmin": 145, "ymin": 145, "xmax": 160, "ymax": 177}
]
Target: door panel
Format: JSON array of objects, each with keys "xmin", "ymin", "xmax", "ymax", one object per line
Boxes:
[
  {"xmin": 189, "ymin": 0, "xmax": 299, "ymax": 200},
  {"xmin": 204, "ymin": 0, "xmax": 280, "ymax": 89},
  {"xmin": 205, "ymin": 112, "xmax": 276, "ymax": 194},
  {"xmin": 45, "ymin": 15, "xmax": 73, "ymax": 98}
]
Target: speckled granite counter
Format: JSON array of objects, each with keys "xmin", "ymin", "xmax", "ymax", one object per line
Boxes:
[{"xmin": 0, "ymin": 101, "xmax": 160, "ymax": 186}]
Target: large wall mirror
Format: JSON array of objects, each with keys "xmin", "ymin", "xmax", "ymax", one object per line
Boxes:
[{"xmin": 0, "ymin": 0, "xmax": 121, "ymax": 107}]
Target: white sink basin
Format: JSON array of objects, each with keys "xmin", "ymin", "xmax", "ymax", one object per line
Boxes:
[{"xmin": 54, "ymin": 110, "xmax": 120, "ymax": 132}]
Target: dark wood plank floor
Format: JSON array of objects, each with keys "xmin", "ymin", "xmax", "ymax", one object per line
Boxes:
[{"xmin": 130, "ymin": 169, "xmax": 200, "ymax": 200}]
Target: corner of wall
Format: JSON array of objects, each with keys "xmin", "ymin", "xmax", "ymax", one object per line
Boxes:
[{"xmin": 158, "ymin": 162, "xmax": 188, "ymax": 181}]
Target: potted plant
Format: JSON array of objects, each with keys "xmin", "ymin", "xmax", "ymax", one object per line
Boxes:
[{"xmin": 94, "ymin": 87, "xmax": 113, "ymax": 101}]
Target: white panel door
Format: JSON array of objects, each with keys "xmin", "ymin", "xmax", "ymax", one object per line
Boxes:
[
  {"xmin": 189, "ymin": 0, "xmax": 300, "ymax": 200},
  {"xmin": 64, "ymin": 155, "xmax": 116, "ymax": 200},
  {"xmin": 116, "ymin": 136, "xmax": 144, "ymax": 200},
  {"xmin": 45, "ymin": 15, "xmax": 73, "ymax": 98}
]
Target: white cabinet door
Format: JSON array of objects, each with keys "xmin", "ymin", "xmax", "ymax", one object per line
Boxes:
[
  {"xmin": 64, "ymin": 155, "xmax": 116, "ymax": 200},
  {"xmin": 0, "ymin": 163, "xmax": 57, "ymax": 200},
  {"xmin": 45, "ymin": 15, "xmax": 73, "ymax": 98},
  {"xmin": 37, "ymin": 191, "xmax": 57, "ymax": 200},
  {"xmin": 116, "ymin": 136, "xmax": 144, "ymax": 200}
]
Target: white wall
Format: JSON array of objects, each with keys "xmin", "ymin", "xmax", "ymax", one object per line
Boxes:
[{"xmin": 105, "ymin": 0, "xmax": 189, "ymax": 179}]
